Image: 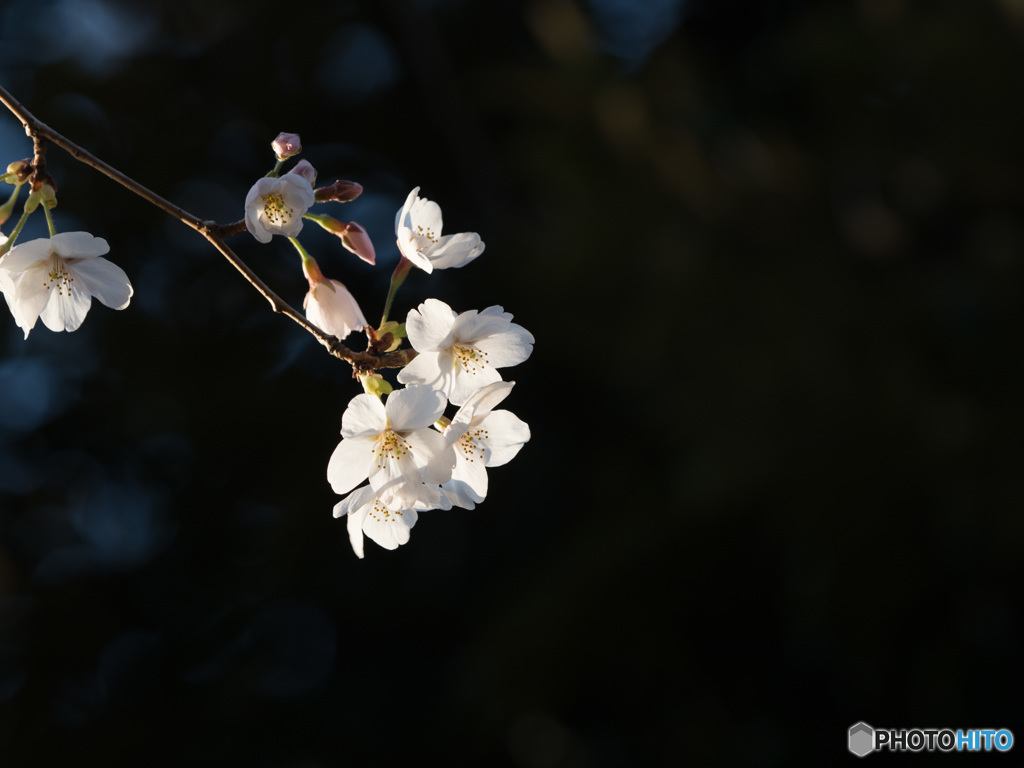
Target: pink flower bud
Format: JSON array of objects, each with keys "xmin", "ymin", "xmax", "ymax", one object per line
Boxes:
[
  {"xmin": 339, "ymin": 221, "xmax": 375, "ymax": 265},
  {"xmin": 272, "ymin": 132, "xmax": 302, "ymax": 160},
  {"xmin": 287, "ymin": 159, "xmax": 317, "ymax": 186},
  {"xmin": 314, "ymin": 179, "xmax": 364, "ymax": 203}
]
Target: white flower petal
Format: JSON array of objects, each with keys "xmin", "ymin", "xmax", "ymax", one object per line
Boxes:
[
  {"xmin": 362, "ymin": 505, "xmax": 417, "ymax": 551},
  {"xmin": 368, "ymin": 436, "xmax": 423, "ymax": 507},
  {"xmin": 341, "ymin": 393, "xmax": 387, "ymax": 439},
  {"xmin": 306, "ymin": 280, "xmax": 366, "ymax": 339},
  {"xmin": 442, "ymin": 475, "xmax": 483, "ymax": 510},
  {"xmin": 327, "ymin": 437, "xmax": 374, "ymax": 495},
  {"xmin": 3, "ymin": 269, "xmax": 48, "ymax": 338},
  {"xmin": 473, "ymin": 323, "xmax": 535, "ymax": 368},
  {"xmin": 39, "ymin": 281, "xmax": 92, "ymax": 333},
  {"xmin": 477, "ymin": 409, "xmax": 530, "ymax": 467},
  {"xmin": 406, "ymin": 298, "xmax": 457, "ymax": 351},
  {"xmin": 396, "ymin": 349, "xmax": 449, "ymax": 392},
  {"xmin": 384, "ymin": 385, "xmax": 446, "ymax": 432},
  {"xmin": 452, "ymin": 308, "xmax": 513, "ymax": 342},
  {"xmin": 427, "ymin": 232, "xmax": 484, "ymax": 270},
  {"xmin": 0, "ymin": 238, "xmax": 52, "ymax": 272},
  {"xmin": 448, "ymin": 381, "xmax": 515, "ymax": 437},
  {"xmin": 50, "ymin": 232, "xmax": 109, "ymax": 259},
  {"xmin": 447, "ymin": 363, "xmax": 502, "ymax": 407},
  {"xmin": 70, "ymin": 256, "xmax": 133, "ymax": 310},
  {"xmin": 451, "ymin": 449, "xmax": 489, "ymax": 500},
  {"xmin": 406, "ymin": 428, "xmax": 455, "ymax": 486},
  {"xmin": 395, "ymin": 186, "xmax": 420, "ymax": 232}
]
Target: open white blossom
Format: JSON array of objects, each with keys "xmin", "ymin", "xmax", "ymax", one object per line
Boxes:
[
  {"xmin": 440, "ymin": 381, "xmax": 530, "ymax": 509},
  {"xmin": 244, "ymin": 173, "xmax": 315, "ymax": 243},
  {"xmin": 397, "ymin": 298, "xmax": 534, "ymax": 406},
  {"xmin": 0, "ymin": 232, "xmax": 132, "ymax": 339},
  {"xmin": 327, "ymin": 385, "xmax": 455, "ymax": 508},
  {"xmin": 334, "ymin": 484, "xmax": 452, "ymax": 558},
  {"xmin": 305, "ymin": 279, "xmax": 366, "ymax": 340},
  {"xmin": 395, "ymin": 186, "xmax": 484, "ymax": 273}
]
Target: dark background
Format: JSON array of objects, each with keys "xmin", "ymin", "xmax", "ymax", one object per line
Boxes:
[{"xmin": 1, "ymin": 0, "xmax": 1022, "ymax": 765}]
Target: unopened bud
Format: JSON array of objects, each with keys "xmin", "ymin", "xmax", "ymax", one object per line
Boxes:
[
  {"xmin": 340, "ymin": 221, "xmax": 375, "ymax": 265},
  {"xmin": 359, "ymin": 372, "xmax": 393, "ymax": 397},
  {"xmin": 272, "ymin": 132, "xmax": 302, "ymax": 160},
  {"xmin": 6, "ymin": 160, "xmax": 30, "ymax": 184},
  {"xmin": 287, "ymin": 159, "xmax": 317, "ymax": 186},
  {"xmin": 314, "ymin": 179, "xmax": 363, "ymax": 203}
]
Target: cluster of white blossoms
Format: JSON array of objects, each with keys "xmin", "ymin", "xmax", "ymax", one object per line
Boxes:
[
  {"xmin": 0, "ymin": 126, "xmax": 532, "ymax": 560},
  {"xmin": 238, "ymin": 133, "xmax": 534, "ymax": 558}
]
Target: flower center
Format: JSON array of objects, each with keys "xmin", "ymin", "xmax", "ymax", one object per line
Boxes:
[
  {"xmin": 373, "ymin": 429, "xmax": 410, "ymax": 469},
  {"xmin": 458, "ymin": 426, "xmax": 490, "ymax": 463},
  {"xmin": 367, "ymin": 497, "xmax": 403, "ymax": 523},
  {"xmin": 261, "ymin": 192, "xmax": 295, "ymax": 226},
  {"xmin": 453, "ymin": 344, "xmax": 489, "ymax": 374},
  {"xmin": 42, "ymin": 255, "xmax": 74, "ymax": 296},
  {"xmin": 415, "ymin": 224, "xmax": 439, "ymax": 244}
]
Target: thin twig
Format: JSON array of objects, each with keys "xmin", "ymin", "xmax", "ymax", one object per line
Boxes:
[{"xmin": 0, "ymin": 82, "xmax": 392, "ymax": 371}]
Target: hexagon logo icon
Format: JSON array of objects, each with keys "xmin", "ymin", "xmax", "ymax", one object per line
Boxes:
[{"xmin": 849, "ymin": 722, "xmax": 875, "ymax": 757}]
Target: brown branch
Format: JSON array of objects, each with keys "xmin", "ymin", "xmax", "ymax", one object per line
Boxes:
[{"xmin": 0, "ymin": 82, "xmax": 399, "ymax": 373}]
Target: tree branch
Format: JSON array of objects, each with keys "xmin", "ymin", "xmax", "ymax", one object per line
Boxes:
[{"xmin": 0, "ymin": 83, "xmax": 396, "ymax": 372}]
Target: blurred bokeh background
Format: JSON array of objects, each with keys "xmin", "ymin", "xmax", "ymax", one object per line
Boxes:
[{"xmin": 1, "ymin": 0, "xmax": 1023, "ymax": 765}]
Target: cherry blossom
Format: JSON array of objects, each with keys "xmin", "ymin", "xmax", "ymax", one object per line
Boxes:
[
  {"xmin": 334, "ymin": 484, "xmax": 451, "ymax": 558},
  {"xmin": 395, "ymin": 186, "xmax": 484, "ymax": 273},
  {"xmin": 397, "ymin": 298, "xmax": 534, "ymax": 405},
  {"xmin": 440, "ymin": 381, "xmax": 530, "ymax": 509},
  {"xmin": 244, "ymin": 172, "xmax": 316, "ymax": 243},
  {"xmin": 302, "ymin": 256, "xmax": 366, "ymax": 340},
  {"xmin": 0, "ymin": 232, "xmax": 132, "ymax": 338},
  {"xmin": 327, "ymin": 385, "xmax": 455, "ymax": 508}
]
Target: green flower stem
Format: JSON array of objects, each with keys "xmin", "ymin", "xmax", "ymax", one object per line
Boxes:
[
  {"xmin": 1, "ymin": 205, "xmax": 33, "ymax": 256},
  {"xmin": 380, "ymin": 256, "xmax": 413, "ymax": 327},
  {"xmin": 43, "ymin": 204, "xmax": 57, "ymax": 237},
  {"xmin": 0, "ymin": 181, "xmax": 23, "ymax": 226},
  {"xmin": 266, "ymin": 159, "xmax": 284, "ymax": 178},
  {"xmin": 288, "ymin": 235, "xmax": 315, "ymax": 268}
]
